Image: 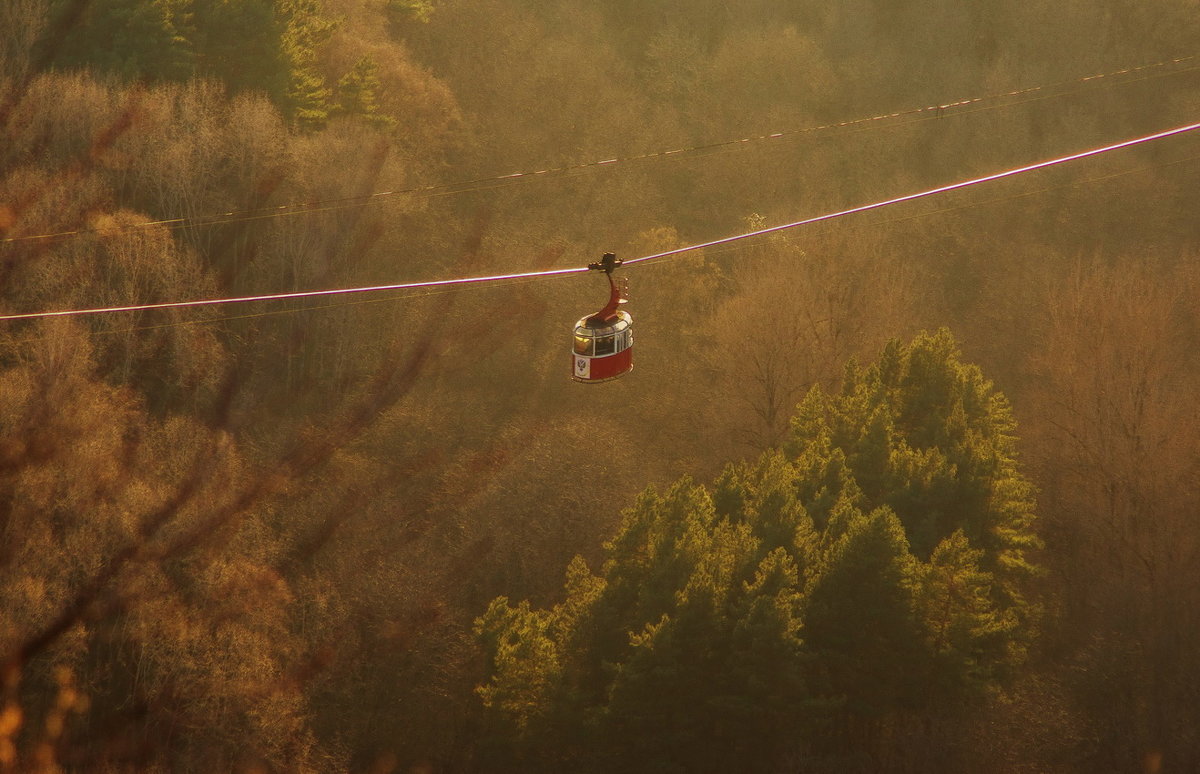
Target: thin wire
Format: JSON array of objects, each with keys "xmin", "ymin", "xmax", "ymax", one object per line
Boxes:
[
  {"xmin": 659, "ymin": 151, "xmax": 1200, "ymax": 264},
  {"xmin": 624, "ymin": 120, "xmax": 1200, "ymax": 266},
  {"xmin": 3, "ymin": 119, "xmax": 1198, "ymax": 323},
  {"xmin": 0, "ymin": 267, "xmax": 587, "ymax": 322},
  {"xmin": 3, "ymin": 276, "xmax": 550, "ymax": 345},
  {"xmin": 3, "ymin": 54, "xmax": 1197, "ymax": 245},
  {"xmin": 12, "ymin": 150, "xmax": 1199, "ymax": 345}
]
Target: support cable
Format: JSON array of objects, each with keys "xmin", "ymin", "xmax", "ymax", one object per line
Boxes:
[
  {"xmin": 625, "ymin": 120, "xmax": 1200, "ymax": 266},
  {"xmin": 2, "ymin": 119, "xmax": 1198, "ymax": 323},
  {"xmin": 2, "ymin": 55, "xmax": 1197, "ymax": 245}
]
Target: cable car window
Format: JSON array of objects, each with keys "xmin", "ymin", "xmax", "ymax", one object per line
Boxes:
[
  {"xmin": 594, "ymin": 335, "xmax": 616, "ymax": 356},
  {"xmin": 574, "ymin": 335, "xmax": 593, "ymax": 355}
]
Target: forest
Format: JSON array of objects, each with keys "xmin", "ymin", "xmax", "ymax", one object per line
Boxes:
[{"xmin": 0, "ymin": 0, "xmax": 1198, "ymax": 771}]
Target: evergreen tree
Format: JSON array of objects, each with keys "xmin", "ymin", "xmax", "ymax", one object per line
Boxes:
[
  {"xmin": 786, "ymin": 329, "xmax": 1039, "ymax": 612},
  {"xmin": 802, "ymin": 506, "xmax": 929, "ymax": 735},
  {"xmin": 47, "ymin": 0, "xmax": 195, "ymax": 81},
  {"xmin": 39, "ymin": 0, "xmax": 339, "ymax": 127},
  {"xmin": 276, "ymin": 0, "xmax": 335, "ymax": 128},
  {"xmin": 385, "ymin": 0, "xmax": 434, "ymax": 25},
  {"xmin": 189, "ymin": 0, "xmax": 287, "ymax": 98},
  {"xmin": 335, "ymin": 56, "xmax": 394, "ymax": 127},
  {"xmin": 476, "ymin": 331, "xmax": 1040, "ymax": 770}
]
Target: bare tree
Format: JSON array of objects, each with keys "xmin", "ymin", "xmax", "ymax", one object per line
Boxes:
[
  {"xmin": 700, "ymin": 226, "xmax": 916, "ymax": 454},
  {"xmin": 1023, "ymin": 256, "xmax": 1200, "ymax": 772}
]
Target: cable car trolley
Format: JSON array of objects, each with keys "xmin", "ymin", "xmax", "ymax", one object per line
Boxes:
[{"xmin": 572, "ymin": 252, "xmax": 632, "ymax": 383}]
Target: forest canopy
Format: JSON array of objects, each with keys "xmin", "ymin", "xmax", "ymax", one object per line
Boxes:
[
  {"xmin": 1, "ymin": 0, "xmax": 1199, "ymax": 771},
  {"xmin": 476, "ymin": 331, "xmax": 1041, "ymax": 772}
]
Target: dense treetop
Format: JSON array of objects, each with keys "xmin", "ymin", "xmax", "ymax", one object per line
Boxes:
[{"xmin": 477, "ymin": 331, "xmax": 1041, "ymax": 771}]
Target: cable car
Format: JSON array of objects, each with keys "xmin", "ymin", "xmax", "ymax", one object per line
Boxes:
[{"xmin": 572, "ymin": 253, "xmax": 632, "ymax": 383}]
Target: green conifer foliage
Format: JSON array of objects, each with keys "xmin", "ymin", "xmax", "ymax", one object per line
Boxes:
[
  {"xmin": 40, "ymin": 0, "xmax": 339, "ymax": 127},
  {"xmin": 189, "ymin": 0, "xmax": 287, "ymax": 98},
  {"xmin": 48, "ymin": 0, "xmax": 195, "ymax": 81},
  {"xmin": 803, "ymin": 506, "xmax": 929, "ymax": 718},
  {"xmin": 385, "ymin": 0, "xmax": 434, "ymax": 25},
  {"xmin": 335, "ymin": 56, "xmax": 394, "ymax": 127},
  {"xmin": 476, "ymin": 330, "xmax": 1040, "ymax": 769},
  {"xmin": 277, "ymin": 0, "xmax": 335, "ymax": 128},
  {"xmin": 475, "ymin": 597, "xmax": 561, "ymax": 736}
]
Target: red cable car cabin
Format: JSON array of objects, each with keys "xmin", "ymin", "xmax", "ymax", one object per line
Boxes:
[{"xmin": 572, "ymin": 253, "xmax": 633, "ymax": 383}]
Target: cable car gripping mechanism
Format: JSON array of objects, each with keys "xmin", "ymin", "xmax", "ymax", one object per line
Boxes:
[
  {"xmin": 588, "ymin": 252, "xmax": 622, "ymax": 274},
  {"xmin": 586, "ymin": 252, "xmax": 627, "ymax": 323}
]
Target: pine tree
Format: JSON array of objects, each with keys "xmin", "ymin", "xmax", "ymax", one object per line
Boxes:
[
  {"xmin": 47, "ymin": 0, "xmax": 195, "ymax": 81},
  {"xmin": 276, "ymin": 0, "xmax": 335, "ymax": 128},
  {"xmin": 335, "ymin": 56, "xmax": 394, "ymax": 127},
  {"xmin": 385, "ymin": 0, "xmax": 434, "ymax": 25},
  {"xmin": 786, "ymin": 329, "xmax": 1040, "ymax": 621},
  {"xmin": 189, "ymin": 0, "xmax": 288, "ymax": 99},
  {"xmin": 803, "ymin": 506, "xmax": 929, "ymax": 723},
  {"xmin": 475, "ymin": 331, "xmax": 1040, "ymax": 770}
]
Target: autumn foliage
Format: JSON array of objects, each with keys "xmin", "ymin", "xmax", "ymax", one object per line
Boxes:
[{"xmin": 2, "ymin": 0, "xmax": 1199, "ymax": 772}]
